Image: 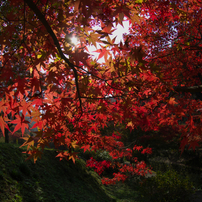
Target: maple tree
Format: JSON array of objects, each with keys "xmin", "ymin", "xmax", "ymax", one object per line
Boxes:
[{"xmin": 0, "ymin": 0, "xmax": 201, "ymax": 184}]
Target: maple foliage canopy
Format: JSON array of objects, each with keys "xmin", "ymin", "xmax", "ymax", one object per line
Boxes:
[{"xmin": 0, "ymin": 0, "xmax": 202, "ymax": 184}]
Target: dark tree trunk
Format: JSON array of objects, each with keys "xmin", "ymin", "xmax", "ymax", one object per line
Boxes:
[
  {"xmin": 5, "ymin": 128, "xmax": 9, "ymax": 143},
  {"xmin": 5, "ymin": 113, "xmax": 14, "ymax": 144}
]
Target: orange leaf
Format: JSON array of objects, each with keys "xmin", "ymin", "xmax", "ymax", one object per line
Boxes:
[
  {"xmin": 168, "ymin": 97, "xmax": 177, "ymax": 105},
  {"xmin": 0, "ymin": 116, "xmax": 5, "ymax": 136},
  {"xmin": 69, "ymin": 152, "xmax": 78, "ymax": 164},
  {"xmin": 20, "ymin": 136, "xmax": 34, "ymax": 150}
]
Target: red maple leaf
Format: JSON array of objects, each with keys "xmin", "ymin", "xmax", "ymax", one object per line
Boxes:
[
  {"xmin": 11, "ymin": 114, "xmax": 30, "ymax": 135},
  {"xmin": 133, "ymin": 145, "xmax": 143, "ymax": 151},
  {"xmin": 81, "ymin": 144, "xmax": 90, "ymax": 153}
]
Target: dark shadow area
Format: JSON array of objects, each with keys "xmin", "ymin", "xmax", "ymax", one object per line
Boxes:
[{"xmin": 0, "ymin": 143, "xmax": 115, "ymax": 202}]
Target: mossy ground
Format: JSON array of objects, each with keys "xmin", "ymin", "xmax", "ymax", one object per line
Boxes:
[
  {"xmin": 0, "ymin": 143, "xmax": 116, "ymax": 202},
  {"xmin": 0, "ymin": 139, "xmax": 201, "ymax": 202}
]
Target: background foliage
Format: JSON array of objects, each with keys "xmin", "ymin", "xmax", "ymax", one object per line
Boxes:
[{"xmin": 0, "ymin": 0, "xmax": 202, "ymax": 184}]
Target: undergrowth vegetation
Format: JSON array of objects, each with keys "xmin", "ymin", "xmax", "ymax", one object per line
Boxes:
[
  {"xmin": 0, "ymin": 140, "xmax": 201, "ymax": 202},
  {"xmin": 139, "ymin": 169, "xmax": 194, "ymax": 202}
]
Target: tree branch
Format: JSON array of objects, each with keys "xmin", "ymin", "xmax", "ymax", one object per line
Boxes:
[
  {"xmin": 24, "ymin": 0, "xmax": 83, "ymax": 114},
  {"xmin": 174, "ymin": 85, "xmax": 202, "ymax": 93}
]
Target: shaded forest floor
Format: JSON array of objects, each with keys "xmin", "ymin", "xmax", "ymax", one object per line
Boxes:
[
  {"xmin": 0, "ymin": 141, "xmax": 202, "ymax": 202},
  {"xmin": 0, "ymin": 142, "xmax": 143, "ymax": 202}
]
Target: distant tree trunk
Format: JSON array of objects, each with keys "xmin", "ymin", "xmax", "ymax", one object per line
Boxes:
[
  {"xmin": 5, "ymin": 113, "xmax": 13, "ymax": 143},
  {"xmin": 5, "ymin": 128, "xmax": 9, "ymax": 143}
]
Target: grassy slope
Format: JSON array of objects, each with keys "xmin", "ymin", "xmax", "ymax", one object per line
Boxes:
[
  {"xmin": 0, "ymin": 143, "xmax": 116, "ymax": 202},
  {"xmin": 0, "ymin": 143, "xmax": 142, "ymax": 202},
  {"xmin": 1, "ymin": 141, "xmax": 198, "ymax": 202}
]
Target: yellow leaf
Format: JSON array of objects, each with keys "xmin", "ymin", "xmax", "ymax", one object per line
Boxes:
[
  {"xmin": 30, "ymin": 67, "xmax": 33, "ymax": 75},
  {"xmin": 37, "ymin": 54, "xmax": 42, "ymax": 59},
  {"xmin": 127, "ymin": 121, "xmax": 134, "ymax": 129},
  {"xmin": 71, "ymin": 140, "xmax": 78, "ymax": 149}
]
